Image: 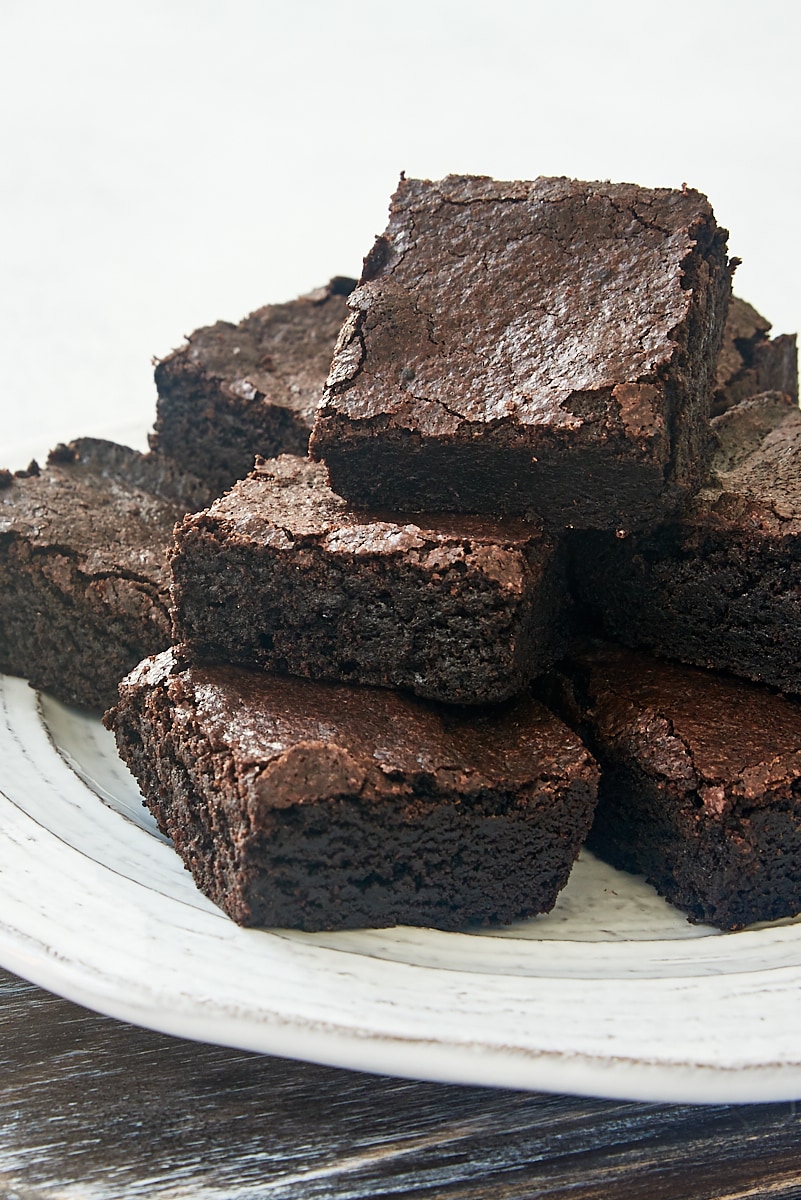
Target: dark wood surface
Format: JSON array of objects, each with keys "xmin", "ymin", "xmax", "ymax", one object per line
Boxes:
[{"xmin": 2, "ymin": 969, "xmax": 801, "ymax": 1198}]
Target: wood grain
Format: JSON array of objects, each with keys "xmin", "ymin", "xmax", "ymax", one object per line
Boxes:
[{"xmin": 2, "ymin": 969, "xmax": 801, "ymax": 1198}]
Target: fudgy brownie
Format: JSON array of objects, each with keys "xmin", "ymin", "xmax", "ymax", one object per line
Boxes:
[
  {"xmin": 548, "ymin": 642, "xmax": 801, "ymax": 930},
  {"xmin": 0, "ymin": 439, "xmax": 211, "ymax": 710},
  {"xmin": 713, "ymin": 295, "xmax": 798, "ymax": 416},
  {"xmin": 105, "ymin": 647, "xmax": 599, "ymax": 931},
  {"xmin": 150, "ymin": 277, "xmax": 356, "ymax": 495},
  {"xmin": 572, "ymin": 392, "xmax": 801, "ymax": 694},
  {"xmin": 170, "ymin": 454, "xmax": 568, "ymax": 705},
  {"xmin": 310, "ymin": 175, "xmax": 732, "ymax": 528}
]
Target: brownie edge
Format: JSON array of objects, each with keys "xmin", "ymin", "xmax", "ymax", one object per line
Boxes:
[{"xmin": 105, "ymin": 649, "xmax": 600, "ymax": 931}]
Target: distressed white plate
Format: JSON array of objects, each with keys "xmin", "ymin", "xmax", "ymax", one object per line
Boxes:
[{"xmin": 3, "ymin": 671, "xmax": 801, "ymax": 1104}]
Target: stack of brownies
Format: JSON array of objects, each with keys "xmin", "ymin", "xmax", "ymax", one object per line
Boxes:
[{"xmin": 4, "ymin": 173, "xmax": 801, "ymax": 933}]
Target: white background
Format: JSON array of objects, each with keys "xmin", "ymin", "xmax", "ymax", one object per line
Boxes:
[{"xmin": 2, "ymin": 0, "xmax": 799, "ymax": 466}]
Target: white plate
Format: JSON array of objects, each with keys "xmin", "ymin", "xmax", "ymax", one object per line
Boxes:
[{"xmin": 3, "ymin": 671, "xmax": 801, "ymax": 1104}]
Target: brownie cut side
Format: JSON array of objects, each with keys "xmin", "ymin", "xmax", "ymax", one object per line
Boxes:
[
  {"xmin": 572, "ymin": 392, "xmax": 801, "ymax": 695},
  {"xmin": 105, "ymin": 648, "xmax": 600, "ymax": 931},
  {"xmin": 170, "ymin": 455, "xmax": 568, "ymax": 705},
  {"xmin": 713, "ymin": 295, "xmax": 798, "ymax": 416},
  {"xmin": 310, "ymin": 175, "xmax": 733, "ymax": 529},
  {"xmin": 549, "ymin": 642, "xmax": 801, "ymax": 930},
  {"xmin": 150, "ymin": 277, "xmax": 356, "ymax": 496},
  {"xmin": 0, "ymin": 439, "xmax": 210, "ymax": 710}
]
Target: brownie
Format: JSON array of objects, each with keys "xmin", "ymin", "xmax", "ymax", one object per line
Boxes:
[
  {"xmin": 572, "ymin": 392, "xmax": 801, "ymax": 695},
  {"xmin": 713, "ymin": 295, "xmax": 798, "ymax": 416},
  {"xmin": 150, "ymin": 277, "xmax": 356, "ymax": 496},
  {"xmin": 0, "ymin": 439, "xmax": 211, "ymax": 710},
  {"xmin": 310, "ymin": 175, "xmax": 733, "ymax": 528},
  {"xmin": 548, "ymin": 642, "xmax": 801, "ymax": 930},
  {"xmin": 105, "ymin": 647, "xmax": 599, "ymax": 931},
  {"xmin": 170, "ymin": 454, "xmax": 568, "ymax": 705}
]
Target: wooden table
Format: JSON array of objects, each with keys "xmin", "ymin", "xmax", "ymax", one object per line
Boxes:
[{"xmin": 3, "ymin": 968, "xmax": 801, "ymax": 1198}]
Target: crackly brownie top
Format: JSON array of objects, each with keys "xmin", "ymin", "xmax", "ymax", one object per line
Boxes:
[
  {"xmin": 568, "ymin": 643, "xmax": 801, "ymax": 808},
  {"xmin": 158, "ymin": 277, "xmax": 356, "ymax": 417},
  {"xmin": 182, "ymin": 454, "xmax": 550, "ymax": 584},
  {"xmin": 124, "ymin": 648, "xmax": 597, "ymax": 806},
  {"xmin": 689, "ymin": 392, "xmax": 801, "ymax": 536},
  {"xmin": 320, "ymin": 174, "xmax": 727, "ymax": 437},
  {"xmin": 0, "ymin": 439, "xmax": 197, "ymax": 579}
]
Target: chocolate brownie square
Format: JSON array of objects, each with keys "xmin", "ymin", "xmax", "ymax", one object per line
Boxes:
[
  {"xmin": 572, "ymin": 392, "xmax": 801, "ymax": 695},
  {"xmin": 713, "ymin": 295, "xmax": 797, "ymax": 416},
  {"xmin": 310, "ymin": 175, "xmax": 733, "ymax": 529},
  {"xmin": 0, "ymin": 439, "xmax": 211, "ymax": 710},
  {"xmin": 549, "ymin": 642, "xmax": 801, "ymax": 930},
  {"xmin": 105, "ymin": 647, "xmax": 599, "ymax": 931},
  {"xmin": 170, "ymin": 454, "xmax": 568, "ymax": 705},
  {"xmin": 150, "ymin": 277, "xmax": 356, "ymax": 496}
]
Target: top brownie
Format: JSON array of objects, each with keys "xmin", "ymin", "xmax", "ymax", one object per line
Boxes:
[
  {"xmin": 310, "ymin": 175, "xmax": 732, "ymax": 529},
  {"xmin": 150, "ymin": 277, "xmax": 356, "ymax": 495}
]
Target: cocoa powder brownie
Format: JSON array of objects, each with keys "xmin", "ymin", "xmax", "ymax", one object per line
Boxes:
[
  {"xmin": 310, "ymin": 175, "xmax": 733, "ymax": 529},
  {"xmin": 713, "ymin": 295, "xmax": 797, "ymax": 416},
  {"xmin": 105, "ymin": 647, "xmax": 600, "ymax": 931},
  {"xmin": 170, "ymin": 454, "xmax": 568, "ymax": 705},
  {"xmin": 549, "ymin": 642, "xmax": 801, "ymax": 930},
  {"xmin": 572, "ymin": 392, "xmax": 801, "ymax": 695},
  {"xmin": 150, "ymin": 277, "xmax": 356, "ymax": 495},
  {"xmin": 0, "ymin": 439, "xmax": 211, "ymax": 710}
]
